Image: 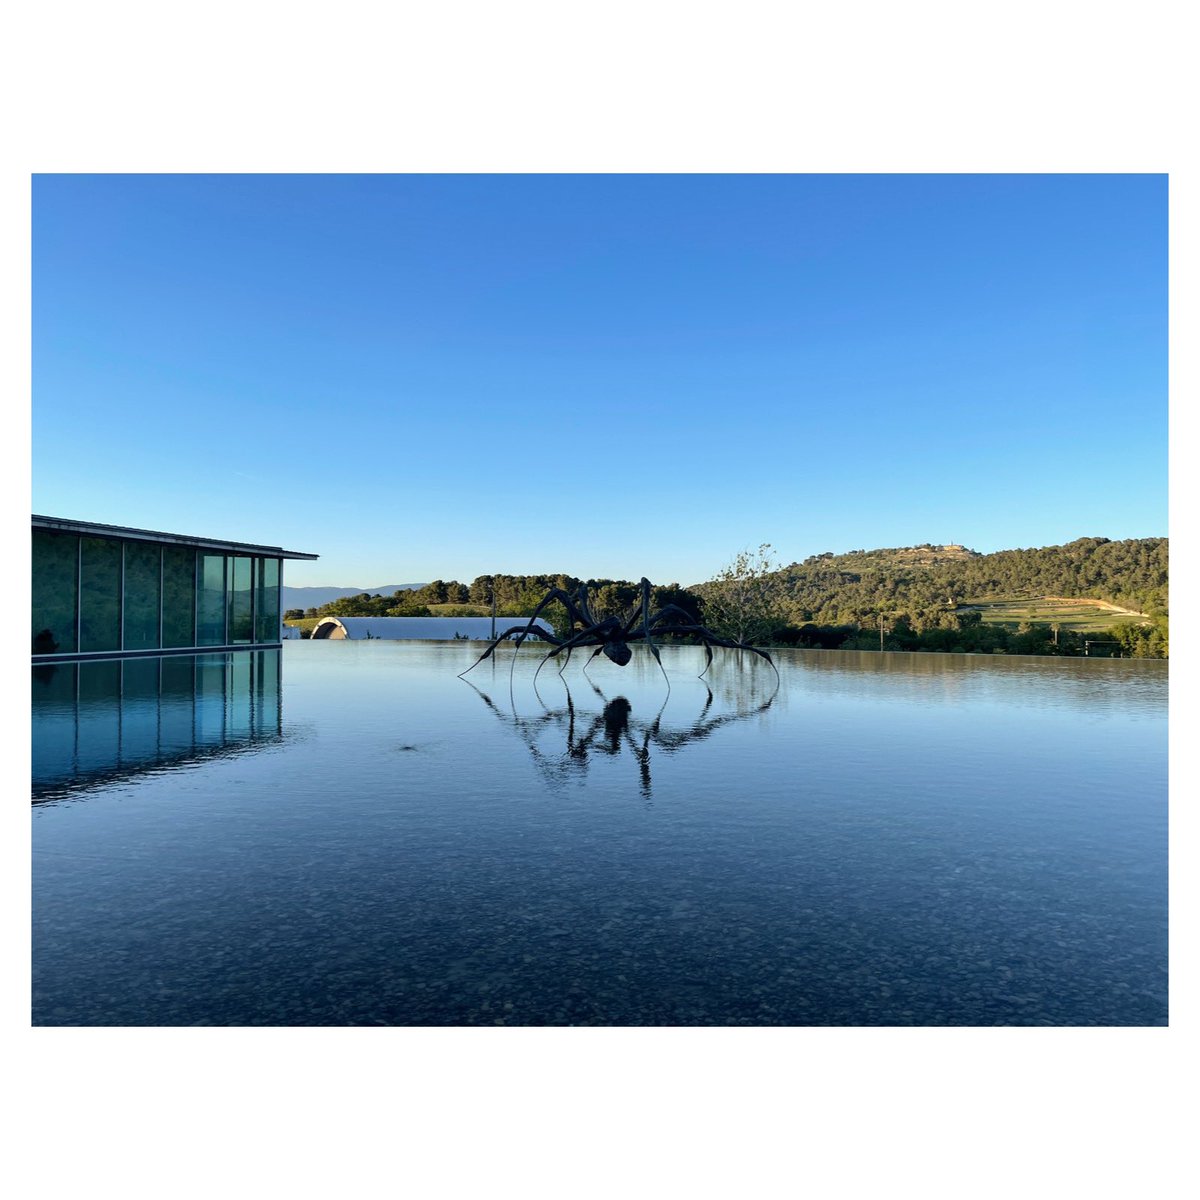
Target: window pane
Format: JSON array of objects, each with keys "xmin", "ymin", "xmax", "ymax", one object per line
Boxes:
[
  {"xmin": 230, "ymin": 557, "xmax": 253, "ymax": 644},
  {"xmin": 123, "ymin": 542, "xmax": 162, "ymax": 651},
  {"xmin": 255, "ymin": 558, "xmax": 280, "ymax": 643},
  {"xmin": 198, "ymin": 555, "xmax": 227, "ymax": 646},
  {"xmin": 32, "ymin": 530, "xmax": 78, "ymax": 654},
  {"xmin": 79, "ymin": 538, "xmax": 122, "ymax": 653},
  {"xmin": 162, "ymin": 546, "xmax": 196, "ymax": 648}
]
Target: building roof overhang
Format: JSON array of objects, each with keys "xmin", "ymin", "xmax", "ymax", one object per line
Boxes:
[{"xmin": 32, "ymin": 515, "xmax": 319, "ymax": 560}]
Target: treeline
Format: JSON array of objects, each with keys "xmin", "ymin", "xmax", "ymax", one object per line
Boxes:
[
  {"xmin": 287, "ymin": 575, "xmax": 702, "ymax": 633},
  {"xmin": 778, "ymin": 611, "xmax": 1168, "ymax": 658}
]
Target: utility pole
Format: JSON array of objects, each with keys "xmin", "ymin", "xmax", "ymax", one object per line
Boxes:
[{"xmin": 490, "ymin": 579, "xmax": 496, "ymax": 640}]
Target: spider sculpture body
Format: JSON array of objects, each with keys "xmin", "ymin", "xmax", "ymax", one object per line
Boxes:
[{"xmin": 457, "ymin": 578, "xmax": 777, "ymax": 681}]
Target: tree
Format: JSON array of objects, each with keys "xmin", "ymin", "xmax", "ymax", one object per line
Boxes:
[
  {"xmin": 650, "ymin": 583, "xmax": 703, "ymax": 624},
  {"xmin": 702, "ymin": 544, "xmax": 784, "ymax": 645},
  {"xmin": 590, "ymin": 582, "xmax": 639, "ymax": 619},
  {"xmin": 417, "ymin": 580, "xmax": 450, "ymax": 605}
]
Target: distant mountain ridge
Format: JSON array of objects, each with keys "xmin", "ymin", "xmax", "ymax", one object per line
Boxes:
[{"xmin": 281, "ymin": 583, "xmax": 425, "ymax": 612}]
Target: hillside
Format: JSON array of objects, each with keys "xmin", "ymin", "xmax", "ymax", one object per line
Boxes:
[{"xmin": 695, "ymin": 537, "xmax": 1168, "ymax": 629}]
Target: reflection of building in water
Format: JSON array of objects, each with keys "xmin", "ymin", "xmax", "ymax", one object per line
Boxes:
[
  {"xmin": 32, "ymin": 515, "xmax": 317, "ymax": 660},
  {"xmin": 32, "ymin": 650, "xmax": 283, "ymax": 802}
]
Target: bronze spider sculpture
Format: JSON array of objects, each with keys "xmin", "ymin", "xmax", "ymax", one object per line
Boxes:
[{"xmin": 457, "ymin": 577, "xmax": 777, "ymax": 682}]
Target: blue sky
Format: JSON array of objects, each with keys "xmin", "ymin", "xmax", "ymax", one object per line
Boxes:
[{"xmin": 32, "ymin": 174, "xmax": 1167, "ymax": 588}]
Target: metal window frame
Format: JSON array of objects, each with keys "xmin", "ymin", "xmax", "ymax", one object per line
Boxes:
[
  {"xmin": 158, "ymin": 544, "xmax": 165, "ymax": 649},
  {"xmin": 119, "ymin": 541, "xmax": 126, "ymax": 652},
  {"xmin": 75, "ymin": 534, "xmax": 82, "ymax": 654}
]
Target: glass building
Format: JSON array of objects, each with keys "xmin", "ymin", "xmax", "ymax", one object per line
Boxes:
[{"xmin": 32, "ymin": 516, "xmax": 318, "ymax": 660}]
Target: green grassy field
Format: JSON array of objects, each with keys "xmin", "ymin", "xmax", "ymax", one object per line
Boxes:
[{"xmin": 956, "ymin": 598, "xmax": 1149, "ymax": 632}]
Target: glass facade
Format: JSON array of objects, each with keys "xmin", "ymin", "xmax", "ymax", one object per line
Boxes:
[
  {"xmin": 79, "ymin": 538, "xmax": 122, "ymax": 653},
  {"xmin": 198, "ymin": 554, "xmax": 227, "ymax": 647},
  {"xmin": 32, "ymin": 530, "xmax": 78, "ymax": 654},
  {"xmin": 230, "ymin": 557, "xmax": 253, "ymax": 644},
  {"xmin": 123, "ymin": 541, "xmax": 162, "ymax": 651},
  {"xmin": 255, "ymin": 558, "xmax": 280, "ymax": 644},
  {"xmin": 31, "ymin": 527, "xmax": 286, "ymax": 658},
  {"xmin": 162, "ymin": 545, "xmax": 197, "ymax": 648}
]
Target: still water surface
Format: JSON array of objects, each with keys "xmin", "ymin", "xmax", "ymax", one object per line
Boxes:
[{"xmin": 32, "ymin": 642, "xmax": 1168, "ymax": 1025}]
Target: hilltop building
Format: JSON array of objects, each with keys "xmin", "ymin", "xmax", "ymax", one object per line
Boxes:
[{"xmin": 31, "ymin": 515, "xmax": 318, "ymax": 661}]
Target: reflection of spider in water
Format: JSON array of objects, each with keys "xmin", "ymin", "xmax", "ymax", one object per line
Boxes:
[
  {"xmin": 464, "ymin": 672, "xmax": 778, "ymax": 799},
  {"xmin": 458, "ymin": 577, "xmax": 777, "ymax": 685}
]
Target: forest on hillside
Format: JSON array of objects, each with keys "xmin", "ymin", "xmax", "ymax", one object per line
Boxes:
[
  {"xmin": 287, "ymin": 537, "xmax": 1168, "ymax": 658},
  {"xmin": 693, "ymin": 537, "xmax": 1167, "ymax": 658},
  {"xmin": 759, "ymin": 536, "xmax": 1168, "ymax": 627}
]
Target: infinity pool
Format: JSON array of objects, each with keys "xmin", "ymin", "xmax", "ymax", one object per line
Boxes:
[{"xmin": 32, "ymin": 642, "xmax": 1168, "ymax": 1025}]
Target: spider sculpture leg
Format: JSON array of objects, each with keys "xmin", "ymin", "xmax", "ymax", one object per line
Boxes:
[
  {"xmin": 541, "ymin": 625, "xmax": 625, "ymax": 682},
  {"xmin": 457, "ymin": 586, "xmax": 585, "ymax": 677},
  {"xmin": 532, "ymin": 627, "xmax": 610, "ymax": 684},
  {"xmin": 580, "ymin": 644, "xmax": 606, "ymax": 677},
  {"xmin": 633, "ymin": 578, "xmax": 670, "ymax": 686},
  {"xmin": 457, "ymin": 623, "xmax": 560, "ymax": 678},
  {"xmin": 641, "ymin": 598, "xmax": 713, "ymax": 680},
  {"xmin": 648, "ymin": 622, "xmax": 779, "ymax": 681}
]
